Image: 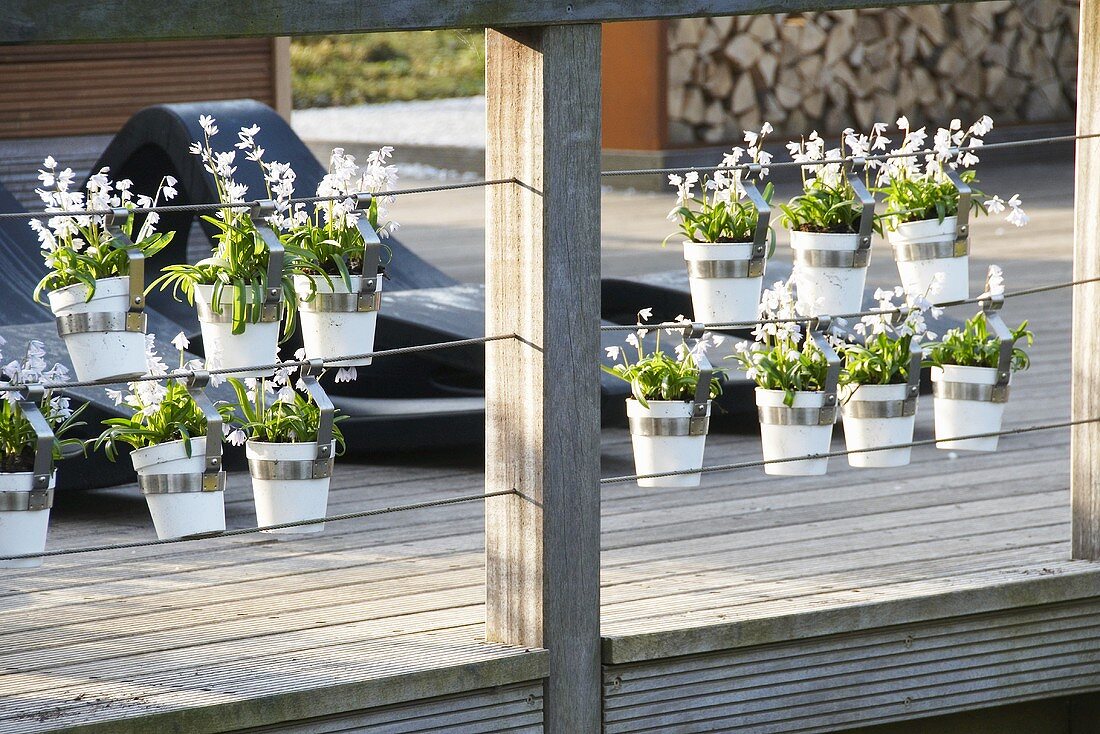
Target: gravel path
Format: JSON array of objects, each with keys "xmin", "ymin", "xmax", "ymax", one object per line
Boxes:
[{"xmin": 292, "ymin": 96, "xmax": 486, "ymax": 148}]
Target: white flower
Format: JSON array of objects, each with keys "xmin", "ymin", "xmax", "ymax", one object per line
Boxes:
[
  {"xmin": 335, "ymin": 367, "xmax": 358, "ymax": 383},
  {"xmin": 171, "ymin": 332, "xmax": 190, "ymax": 352},
  {"xmin": 605, "ymin": 345, "xmax": 622, "ymax": 361},
  {"xmin": 637, "ymin": 307, "xmax": 653, "ymax": 323},
  {"xmin": 984, "ymin": 196, "xmax": 1005, "ymax": 215},
  {"xmin": 1005, "ymin": 194, "xmax": 1028, "ymax": 227},
  {"xmin": 199, "ymin": 115, "xmax": 218, "ymax": 136},
  {"xmin": 986, "ymin": 264, "xmax": 1005, "ymax": 296},
  {"xmin": 225, "ymin": 426, "xmax": 247, "ymax": 446},
  {"xmin": 625, "ymin": 333, "xmax": 640, "ymax": 349}
]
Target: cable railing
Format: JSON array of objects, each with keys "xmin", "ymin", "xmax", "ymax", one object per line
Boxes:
[
  {"xmin": 0, "ymin": 127, "xmax": 1087, "ymax": 565},
  {"xmin": 0, "ymin": 130, "xmax": 1096, "ymax": 221}
]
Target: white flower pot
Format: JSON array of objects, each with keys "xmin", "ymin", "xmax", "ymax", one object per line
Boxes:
[
  {"xmin": 682, "ymin": 241, "xmax": 763, "ymax": 324},
  {"xmin": 888, "ymin": 216, "xmax": 969, "ymax": 304},
  {"xmin": 789, "ymin": 231, "xmax": 867, "ymax": 316},
  {"xmin": 756, "ymin": 388, "xmax": 834, "ymax": 475},
  {"xmin": 0, "ymin": 471, "xmax": 56, "ymax": 569},
  {"xmin": 48, "ymin": 277, "xmax": 147, "ymax": 382},
  {"xmin": 932, "ymin": 365, "xmax": 1006, "ymax": 452},
  {"xmin": 840, "ymin": 383, "xmax": 917, "ymax": 468},
  {"xmin": 626, "ymin": 399, "xmax": 710, "ymax": 488},
  {"xmin": 247, "ymin": 440, "xmax": 334, "ymax": 535},
  {"xmin": 194, "ymin": 284, "xmax": 279, "ymax": 378},
  {"xmin": 293, "ymin": 274, "xmax": 380, "ymax": 367},
  {"xmin": 131, "ymin": 438, "xmax": 225, "ymax": 540}
]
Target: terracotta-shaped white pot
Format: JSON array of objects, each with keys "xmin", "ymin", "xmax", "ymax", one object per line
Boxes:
[
  {"xmin": 682, "ymin": 241, "xmax": 763, "ymax": 324},
  {"xmin": 194, "ymin": 284, "xmax": 279, "ymax": 378},
  {"xmin": 932, "ymin": 365, "xmax": 1006, "ymax": 451},
  {"xmin": 840, "ymin": 383, "xmax": 917, "ymax": 468},
  {"xmin": 48, "ymin": 277, "xmax": 147, "ymax": 382},
  {"xmin": 247, "ymin": 440, "xmax": 334, "ymax": 536},
  {"xmin": 757, "ymin": 388, "xmax": 835, "ymax": 475},
  {"xmin": 789, "ymin": 231, "xmax": 867, "ymax": 316},
  {"xmin": 131, "ymin": 437, "xmax": 226, "ymax": 540},
  {"xmin": 887, "ymin": 216, "xmax": 968, "ymax": 304},
  {"xmin": 0, "ymin": 471, "xmax": 56, "ymax": 568},
  {"xmin": 294, "ymin": 274, "xmax": 380, "ymax": 367},
  {"xmin": 626, "ymin": 399, "xmax": 710, "ymax": 488}
]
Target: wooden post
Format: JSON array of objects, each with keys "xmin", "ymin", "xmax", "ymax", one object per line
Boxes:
[
  {"xmin": 484, "ymin": 25, "xmax": 602, "ymax": 734},
  {"xmin": 1072, "ymin": 0, "xmax": 1100, "ymax": 560}
]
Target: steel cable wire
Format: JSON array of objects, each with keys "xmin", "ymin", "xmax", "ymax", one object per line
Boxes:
[
  {"xmin": 1, "ymin": 131, "xmax": 1096, "ymax": 220},
  {"xmin": 599, "ymin": 416, "xmax": 1097, "ymax": 485},
  {"xmin": 0, "ymin": 488, "xmax": 519, "ymax": 561}
]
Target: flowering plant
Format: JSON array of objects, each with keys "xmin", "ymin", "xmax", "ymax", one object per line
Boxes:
[
  {"xmin": 224, "ymin": 357, "xmax": 347, "ymax": 447},
  {"xmin": 876, "ymin": 116, "xmax": 1028, "ymax": 229},
  {"xmin": 664, "ymin": 125, "xmax": 775, "ymax": 246},
  {"xmin": 780, "ymin": 127, "xmax": 885, "ymax": 235},
  {"xmin": 0, "ymin": 339, "xmax": 86, "ymax": 471},
  {"xmin": 837, "ymin": 280, "xmax": 941, "ymax": 387},
  {"xmin": 149, "ymin": 117, "xmax": 321, "ymax": 336},
  {"xmin": 282, "ymin": 147, "xmax": 399, "ymax": 291},
  {"xmin": 923, "ymin": 267, "xmax": 1032, "ymax": 371},
  {"xmin": 730, "ymin": 280, "xmax": 831, "ymax": 404},
  {"xmin": 30, "ymin": 158, "xmax": 177, "ymax": 300},
  {"xmin": 602, "ymin": 309, "xmax": 723, "ymax": 407},
  {"xmin": 94, "ymin": 333, "xmax": 234, "ymax": 461}
]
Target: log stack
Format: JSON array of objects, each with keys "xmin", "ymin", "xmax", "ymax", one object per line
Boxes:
[{"xmin": 667, "ymin": 2, "xmax": 1078, "ymax": 145}]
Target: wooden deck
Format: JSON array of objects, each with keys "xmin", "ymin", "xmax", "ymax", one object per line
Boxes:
[{"xmin": 3, "ymin": 160, "xmax": 1099, "ymax": 733}]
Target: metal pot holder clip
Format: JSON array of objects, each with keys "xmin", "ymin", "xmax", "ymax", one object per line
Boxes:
[
  {"xmin": 686, "ymin": 163, "xmax": 771, "ymax": 280},
  {"xmin": 894, "ymin": 150, "xmax": 971, "ymax": 264},
  {"xmin": 792, "ymin": 157, "xmax": 874, "ymax": 270},
  {"xmin": 626, "ymin": 324, "xmax": 713, "ymax": 438},
  {"xmin": 0, "ymin": 385, "xmax": 55, "ymax": 512},
  {"xmin": 138, "ymin": 371, "xmax": 226, "ymax": 496},
  {"xmin": 299, "ymin": 193, "xmax": 383, "ymax": 315},
  {"xmin": 248, "ymin": 359, "xmax": 336, "ymax": 481},
  {"xmin": 757, "ymin": 316, "xmax": 841, "ymax": 426},
  {"xmin": 841, "ymin": 311, "xmax": 922, "ymax": 419},
  {"xmin": 933, "ymin": 274, "xmax": 1015, "ymax": 404},
  {"xmin": 55, "ymin": 207, "xmax": 147, "ymax": 339}
]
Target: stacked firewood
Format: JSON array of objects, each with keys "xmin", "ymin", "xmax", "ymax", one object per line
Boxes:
[{"xmin": 667, "ymin": 2, "xmax": 1078, "ymax": 144}]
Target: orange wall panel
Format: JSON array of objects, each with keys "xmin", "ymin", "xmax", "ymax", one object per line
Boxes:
[{"xmin": 601, "ymin": 21, "xmax": 667, "ymax": 151}]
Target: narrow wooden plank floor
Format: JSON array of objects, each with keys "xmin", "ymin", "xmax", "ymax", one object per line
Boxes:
[{"xmin": 0, "ymin": 159, "xmax": 1088, "ymax": 731}]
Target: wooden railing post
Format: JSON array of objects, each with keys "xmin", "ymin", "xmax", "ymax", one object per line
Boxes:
[
  {"xmin": 1072, "ymin": 0, "xmax": 1100, "ymax": 560},
  {"xmin": 484, "ymin": 25, "xmax": 603, "ymax": 733}
]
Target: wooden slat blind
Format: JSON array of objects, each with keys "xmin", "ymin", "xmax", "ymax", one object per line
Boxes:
[{"xmin": 0, "ymin": 39, "xmax": 278, "ymax": 139}]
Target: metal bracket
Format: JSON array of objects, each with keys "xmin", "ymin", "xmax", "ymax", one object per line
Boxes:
[
  {"xmin": 845, "ymin": 157, "xmax": 875, "ymax": 258},
  {"xmin": 795, "ymin": 159, "xmax": 875, "ymax": 271},
  {"xmin": 942, "ymin": 151, "xmax": 972, "ymax": 255},
  {"xmin": 979, "ymin": 279, "xmax": 1014, "ymax": 403},
  {"xmin": 136, "ymin": 370, "xmax": 225, "ymax": 495},
  {"xmin": 933, "ymin": 272, "xmax": 1015, "ymax": 404},
  {"xmin": 251, "ymin": 200, "xmax": 286, "ymax": 324},
  {"xmin": 187, "ymin": 371, "xmax": 224, "ymax": 490},
  {"xmin": 742, "ymin": 163, "xmax": 771, "ymax": 277},
  {"xmin": 0, "ymin": 385, "xmax": 56, "ymax": 511},
  {"xmin": 353, "ymin": 194, "xmax": 384, "ymax": 300},
  {"xmin": 299, "ymin": 358, "xmax": 336, "ymax": 478},
  {"xmin": 885, "ymin": 308, "xmax": 925, "ymax": 401},
  {"xmin": 760, "ymin": 316, "xmax": 841, "ymax": 426},
  {"xmin": 809, "ymin": 316, "xmax": 841, "ymax": 424},
  {"xmin": 833, "ymin": 310, "xmax": 921, "ymax": 419},
  {"xmin": 680, "ymin": 322, "xmax": 713, "ymax": 435},
  {"xmin": 105, "ymin": 207, "xmax": 146, "ymax": 318},
  {"xmin": 55, "ymin": 208, "xmax": 147, "ymax": 337}
]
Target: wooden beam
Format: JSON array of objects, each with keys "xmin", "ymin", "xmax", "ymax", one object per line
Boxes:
[
  {"xmin": 4, "ymin": 0, "xmax": 985, "ymax": 44},
  {"xmin": 1072, "ymin": 0, "xmax": 1100, "ymax": 560},
  {"xmin": 484, "ymin": 25, "xmax": 602, "ymax": 734}
]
